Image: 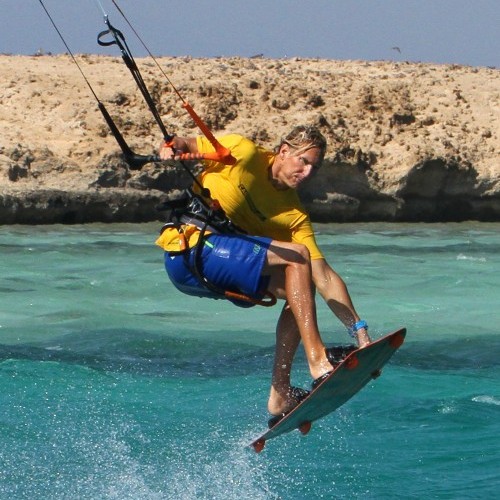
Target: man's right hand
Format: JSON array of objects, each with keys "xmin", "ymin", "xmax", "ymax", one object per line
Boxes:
[{"xmin": 159, "ymin": 141, "xmax": 175, "ymax": 161}]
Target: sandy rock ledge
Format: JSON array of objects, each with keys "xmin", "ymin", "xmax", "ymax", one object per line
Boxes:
[{"xmin": 1, "ymin": 54, "xmax": 498, "ymax": 223}]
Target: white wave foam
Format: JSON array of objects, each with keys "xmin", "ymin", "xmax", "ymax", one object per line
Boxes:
[
  {"xmin": 472, "ymin": 395, "xmax": 500, "ymax": 406},
  {"xmin": 456, "ymin": 254, "xmax": 486, "ymax": 262}
]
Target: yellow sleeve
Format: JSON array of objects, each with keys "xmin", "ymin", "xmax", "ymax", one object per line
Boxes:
[{"xmin": 292, "ymin": 219, "xmax": 324, "ymax": 260}]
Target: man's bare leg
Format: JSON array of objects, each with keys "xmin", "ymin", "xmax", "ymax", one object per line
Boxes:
[
  {"xmin": 264, "ymin": 241, "xmax": 333, "ymax": 414},
  {"xmin": 267, "ymin": 303, "xmax": 302, "ymax": 415}
]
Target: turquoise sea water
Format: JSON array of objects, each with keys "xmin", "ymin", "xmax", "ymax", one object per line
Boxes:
[{"xmin": 1, "ymin": 222, "xmax": 499, "ymax": 499}]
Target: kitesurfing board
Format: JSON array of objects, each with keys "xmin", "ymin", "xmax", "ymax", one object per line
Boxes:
[{"xmin": 250, "ymin": 327, "xmax": 406, "ymax": 452}]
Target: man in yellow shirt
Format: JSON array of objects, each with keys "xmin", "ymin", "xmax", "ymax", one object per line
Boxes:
[{"xmin": 157, "ymin": 125, "xmax": 370, "ymax": 424}]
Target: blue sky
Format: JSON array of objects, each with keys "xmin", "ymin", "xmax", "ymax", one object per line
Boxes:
[{"xmin": 3, "ymin": 0, "xmax": 499, "ymax": 67}]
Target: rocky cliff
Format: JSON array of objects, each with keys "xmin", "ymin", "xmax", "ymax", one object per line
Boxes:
[{"xmin": 1, "ymin": 54, "xmax": 498, "ymax": 223}]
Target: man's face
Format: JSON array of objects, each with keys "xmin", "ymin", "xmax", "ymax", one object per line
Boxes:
[{"xmin": 274, "ymin": 144, "xmax": 322, "ymax": 190}]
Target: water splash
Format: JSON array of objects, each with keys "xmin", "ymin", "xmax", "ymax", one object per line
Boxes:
[{"xmin": 472, "ymin": 395, "xmax": 500, "ymax": 406}]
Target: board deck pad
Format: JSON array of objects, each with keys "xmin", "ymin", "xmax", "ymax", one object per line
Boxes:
[{"xmin": 250, "ymin": 328, "xmax": 406, "ymax": 452}]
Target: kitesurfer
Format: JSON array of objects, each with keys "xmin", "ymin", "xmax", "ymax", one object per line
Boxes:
[
  {"xmin": 156, "ymin": 125, "xmax": 371, "ymax": 419},
  {"xmin": 37, "ymin": 0, "xmax": 370, "ymax": 421}
]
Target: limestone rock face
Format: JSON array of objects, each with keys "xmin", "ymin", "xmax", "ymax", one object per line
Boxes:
[{"xmin": 1, "ymin": 55, "xmax": 498, "ymax": 223}]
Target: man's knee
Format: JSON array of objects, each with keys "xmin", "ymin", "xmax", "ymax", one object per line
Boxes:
[
  {"xmin": 265, "ymin": 241, "xmax": 311, "ymax": 269},
  {"xmin": 288, "ymin": 242, "xmax": 311, "ymax": 264}
]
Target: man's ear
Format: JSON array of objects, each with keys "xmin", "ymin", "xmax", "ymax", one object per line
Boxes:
[{"xmin": 279, "ymin": 143, "xmax": 290, "ymax": 158}]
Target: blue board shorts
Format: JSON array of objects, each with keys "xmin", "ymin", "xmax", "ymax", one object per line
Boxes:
[{"xmin": 164, "ymin": 233, "xmax": 272, "ymax": 308}]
